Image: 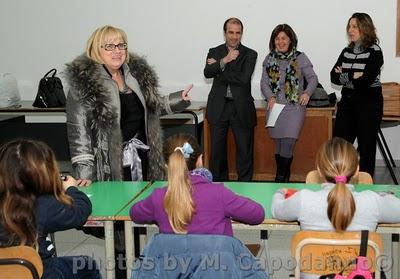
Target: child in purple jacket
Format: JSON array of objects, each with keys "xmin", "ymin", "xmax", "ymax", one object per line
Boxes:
[{"xmin": 130, "ymin": 133, "xmax": 265, "ymax": 235}]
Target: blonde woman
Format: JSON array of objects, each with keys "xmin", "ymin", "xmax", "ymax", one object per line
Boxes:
[
  {"xmin": 66, "ymin": 25, "xmax": 192, "ymax": 184},
  {"xmin": 130, "ymin": 133, "xmax": 264, "ymax": 235}
]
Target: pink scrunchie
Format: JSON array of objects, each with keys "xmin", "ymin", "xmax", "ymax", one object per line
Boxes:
[{"xmin": 335, "ymin": 175, "xmax": 347, "ymax": 184}]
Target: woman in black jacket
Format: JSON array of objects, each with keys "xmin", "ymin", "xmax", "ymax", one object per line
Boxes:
[
  {"xmin": 331, "ymin": 12, "xmax": 383, "ymax": 177},
  {"xmin": 0, "ymin": 139, "xmax": 100, "ymax": 279}
]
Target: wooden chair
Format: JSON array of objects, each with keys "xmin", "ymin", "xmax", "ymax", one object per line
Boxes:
[
  {"xmin": 305, "ymin": 170, "xmax": 373, "ymax": 184},
  {"xmin": 0, "ymin": 246, "xmax": 43, "ymax": 279},
  {"xmin": 290, "ymin": 231, "xmax": 383, "ymax": 279}
]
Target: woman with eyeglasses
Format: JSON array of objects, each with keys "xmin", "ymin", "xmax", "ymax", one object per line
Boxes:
[
  {"xmin": 65, "ymin": 25, "xmax": 192, "ymax": 184},
  {"xmin": 65, "ymin": 25, "xmax": 192, "ymax": 278}
]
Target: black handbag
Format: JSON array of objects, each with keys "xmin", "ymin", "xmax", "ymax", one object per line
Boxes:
[
  {"xmin": 33, "ymin": 68, "xmax": 66, "ymax": 108},
  {"xmin": 307, "ymin": 83, "xmax": 330, "ymax": 108}
]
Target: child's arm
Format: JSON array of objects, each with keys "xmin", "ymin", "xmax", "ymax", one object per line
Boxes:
[
  {"xmin": 271, "ymin": 188, "xmax": 301, "ymax": 221},
  {"xmin": 38, "ymin": 186, "xmax": 92, "ymax": 233},
  {"xmin": 375, "ymin": 192, "xmax": 400, "ymax": 223},
  {"xmin": 222, "ymin": 187, "xmax": 265, "ymax": 225},
  {"xmin": 130, "ymin": 192, "xmax": 156, "ymax": 224}
]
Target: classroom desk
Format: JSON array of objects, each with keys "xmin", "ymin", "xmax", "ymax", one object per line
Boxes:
[
  {"xmin": 203, "ymin": 101, "xmax": 335, "ymax": 181},
  {"xmin": 0, "ymin": 101, "xmax": 205, "ymax": 158},
  {"xmin": 80, "ymin": 181, "xmax": 154, "ymax": 279},
  {"xmin": 82, "ymin": 181, "xmax": 400, "ymax": 279}
]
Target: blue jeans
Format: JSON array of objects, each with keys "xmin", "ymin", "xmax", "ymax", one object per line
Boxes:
[
  {"xmin": 42, "ymin": 256, "xmax": 101, "ymax": 279},
  {"xmin": 132, "ymin": 234, "xmax": 268, "ymax": 279}
]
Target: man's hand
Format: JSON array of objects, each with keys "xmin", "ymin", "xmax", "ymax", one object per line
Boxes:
[
  {"xmin": 222, "ymin": 49, "xmax": 239, "ymax": 64},
  {"xmin": 207, "ymin": 58, "xmax": 217, "ymax": 65}
]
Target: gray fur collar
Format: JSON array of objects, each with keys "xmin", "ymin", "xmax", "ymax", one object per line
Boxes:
[{"xmin": 65, "ymin": 52, "xmax": 160, "ymax": 104}]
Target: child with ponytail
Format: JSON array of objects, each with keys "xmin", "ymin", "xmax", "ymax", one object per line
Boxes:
[
  {"xmin": 272, "ymin": 137, "xmax": 400, "ymax": 232},
  {"xmin": 272, "ymin": 137, "xmax": 400, "ymax": 279},
  {"xmin": 130, "ymin": 133, "xmax": 264, "ymax": 235}
]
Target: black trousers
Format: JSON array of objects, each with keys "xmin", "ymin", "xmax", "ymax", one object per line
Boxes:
[
  {"xmin": 209, "ymin": 100, "xmax": 254, "ymax": 181},
  {"xmin": 334, "ymin": 94, "xmax": 383, "ymax": 177}
]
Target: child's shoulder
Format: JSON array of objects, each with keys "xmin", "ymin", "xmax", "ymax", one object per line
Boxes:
[{"xmin": 150, "ymin": 187, "xmax": 168, "ymax": 198}]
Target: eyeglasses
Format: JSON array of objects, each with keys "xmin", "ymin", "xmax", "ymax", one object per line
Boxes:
[{"xmin": 101, "ymin": 43, "xmax": 128, "ymax": 51}]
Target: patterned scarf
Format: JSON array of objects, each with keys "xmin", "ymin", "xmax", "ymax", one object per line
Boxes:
[
  {"xmin": 189, "ymin": 168, "xmax": 213, "ymax": 182},
  {"xmin": 266, "ymin": 49, "xmax": 300, "ymax": 103}
]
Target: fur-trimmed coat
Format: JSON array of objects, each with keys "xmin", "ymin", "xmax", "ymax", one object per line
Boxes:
[{"xmin": 65, "ymin": 53, "xmax": 190, "ymax": 181}]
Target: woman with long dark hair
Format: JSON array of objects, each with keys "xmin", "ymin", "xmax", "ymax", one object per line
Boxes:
[{"xmin": 331, "ymin": 12, "xmax": 383, "ymax": 177}]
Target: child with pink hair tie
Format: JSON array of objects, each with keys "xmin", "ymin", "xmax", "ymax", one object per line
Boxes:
[{"xmin": 271, "ymin": 137, "xmax": 400, "ymax": 279}]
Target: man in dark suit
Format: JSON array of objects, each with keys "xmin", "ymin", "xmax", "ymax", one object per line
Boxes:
[{"xmin": 204, "ymin": 17, "xmax": 257, "ymax": 181}]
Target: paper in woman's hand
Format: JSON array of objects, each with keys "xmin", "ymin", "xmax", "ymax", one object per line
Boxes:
[{"xmin": 266, "ymin": 103, "xmax": 285, "ymax": 127}]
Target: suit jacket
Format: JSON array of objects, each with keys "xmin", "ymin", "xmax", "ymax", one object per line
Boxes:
[{"xmin": 204, "ymin": 43, "xmax": 257, "ymax": 128}]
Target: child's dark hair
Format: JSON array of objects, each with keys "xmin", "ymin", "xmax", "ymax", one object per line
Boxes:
[
  {"xmin": 0, "ymin": 139, "xmax": 72, "ymax": 247},
  {"xmin": 162, "ymin": 134, "xmax": 201, "ymax": 233}
]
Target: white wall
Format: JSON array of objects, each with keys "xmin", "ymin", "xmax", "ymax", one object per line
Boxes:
[{"xmin": 0, "ymin": 0, "xmax": 399, "ymax": 159}]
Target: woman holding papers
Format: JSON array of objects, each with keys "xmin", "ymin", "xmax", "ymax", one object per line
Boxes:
[{"xmin": 260, "ymin": 24, "xmax": 318, "ymax": 182}]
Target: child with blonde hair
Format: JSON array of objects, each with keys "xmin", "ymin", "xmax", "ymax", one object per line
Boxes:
[
  {"xmin": 272, "ymin": 137, "xmax": 400, "ymax": 279},
  {"xmin": 272, "ymin": 137, "xmax": 400, "ymax": 232},
  {"xmin": 130, "ymin": 133, "xmax": 264, "ymax": 235}
]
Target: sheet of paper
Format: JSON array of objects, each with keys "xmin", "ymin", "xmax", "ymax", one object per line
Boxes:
[{"xmin": 266, "ymin": 103, "xmax": 285, "ymax": 127}]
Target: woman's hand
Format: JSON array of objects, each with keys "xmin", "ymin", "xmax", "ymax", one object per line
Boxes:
[
  {"xmin": 62, "ymin": 175, "xmax": 78, "ymax": 191},
  {"xmin": 299, "ymin": 93, "xmax": 310, "ymax": 106},
  {"xmin": 76, "ymin": 179, "xmax": 92, "ymax": 187},
  {"xmin": 267, "ymin": 97, "xmax": 276, "ymax": 110},
  {"xmin": 353, "ymin": 72, "xmax": 364, "ymax": 79},
  {"xmin": 181, "ymin": 84, "xmax": 193, "ymax": 101},
  {"xmin": 334, "ymin": 66, "xmax": 342, "ymax": 73}
]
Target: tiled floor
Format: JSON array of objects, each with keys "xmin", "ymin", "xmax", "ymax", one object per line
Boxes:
[{"xmin": 56, "ymin": 164, "xmax": 400, "ymax": 279}]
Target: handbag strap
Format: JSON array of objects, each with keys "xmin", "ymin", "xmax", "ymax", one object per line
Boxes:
[{"xmin": 44, "ymin": 68, "xmax": 57, "ymax": 78}]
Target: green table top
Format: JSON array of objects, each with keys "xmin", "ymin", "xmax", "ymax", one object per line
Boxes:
[
  {"xmin": 80, "ymin": 181, "xmax": 153, "ymax": 220},
  {"xmin": 81, "ymin": 181, "xmax": 399, "ymax": 221}
]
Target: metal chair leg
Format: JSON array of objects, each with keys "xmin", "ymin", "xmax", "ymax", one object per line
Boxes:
[
  {"xmin": 378, "ymin": 128, "xmax": 396, "ymax": 167},
  {"xmin": 377, "ymin": 134, "xmax": 398, "ymax": 185}
]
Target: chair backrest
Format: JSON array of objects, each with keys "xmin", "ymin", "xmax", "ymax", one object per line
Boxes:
[
  {"xmin": 291, "ymin": 231, "xmax": 383, "ymax": 279},
  {"xmin": 305, "ymin": 170, "xmax": 373, "ymax": 184},
  {"xmin": 0, "ymin": 246, "xmax": 43, "ymax": 279}
]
